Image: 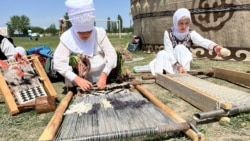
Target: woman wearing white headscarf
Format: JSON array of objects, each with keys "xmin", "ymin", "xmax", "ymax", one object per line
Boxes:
[
  {"xmin": 149, "ymin": 8, "xmax": 225, "ymax": 75},
  {"xmin": 53, "ymin": 0, "xmax": 117, "ymax": 91}
]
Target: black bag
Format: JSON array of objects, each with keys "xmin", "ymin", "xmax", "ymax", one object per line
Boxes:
[
  {"xmin": 107, "ymin": 50, "xmax": 124, "ymax": 83},
  {"xmin": 44, "ymin": 57, "xmax": 63, "ymax": 82},
  {"xmin": 127, "ymin": 43, "xmax": 140, "ymax": 52}
]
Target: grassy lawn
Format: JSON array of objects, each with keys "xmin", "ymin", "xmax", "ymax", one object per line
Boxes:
[
  {"xmin": 13, "ymin": 36, "xmax": 60, "ymax": 50},
  {"xmin": 12, "ymin": 34, "xmax": 131, "ymax": 50},
  {"xmin": 0, "ymin": 34, "xmax": 250, "ymax": 141}
]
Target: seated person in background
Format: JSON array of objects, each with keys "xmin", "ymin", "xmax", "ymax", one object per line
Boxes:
[
  {"xmin": 0, "ymin": 34, "xmax": 27, "ymax": 60},
  {"xmin": 149, "ymin": 8, "xmax": 226, "ymax": 75},
  {"xmin": 53, "ymin": 0, "xmax": 117, "ymax": 91}
]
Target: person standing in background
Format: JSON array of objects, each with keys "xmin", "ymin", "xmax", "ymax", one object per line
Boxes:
[
  {"xmin": 59, "ymin": 18, "xmax": 66, "ymax": 36},
  {"xmin": 28, "ymin": 29, "xmax": 32, "ymax": 40}
]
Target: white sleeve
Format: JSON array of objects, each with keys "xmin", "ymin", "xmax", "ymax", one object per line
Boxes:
[
  {"xmin": 53, "ymin": 42, "xmax": 77, "ymax": 81},
  {"xmin": 190, "ymin": 30, "xmax": 217, "ymax": 50},
  {"xmin": 0, "ymin": 38, "xmax": 17, "ymax": 59},
  {"xmin": 163, "ymin": 30, "xmax": 177, "ymax": 65},
  {"xmin": 97, "ymin": 28, "xmax": 117, "ymax": 75}
]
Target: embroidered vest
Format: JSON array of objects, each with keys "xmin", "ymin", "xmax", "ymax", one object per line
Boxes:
[{"xmin": 168, "ymin": 29, "xmax": 193, "ymax": 50}]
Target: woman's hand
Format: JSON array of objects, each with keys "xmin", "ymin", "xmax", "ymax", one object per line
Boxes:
[
  {"xmin": 177, "ymin": 66, "xmax": 186, "ymax": 73},
  {"xmin": 213, "ymin": 45, "xmax": 223, "ymax": 57},
  {"xmin": 73, "ymin": 76, "xmax": 93, "ymax": 91},
  {"xmin": 97, "ymin": 72, "xmax": 107, "ymax": 90},
  {"xmin": 175, "ymin": 62, "xmax": 185, "ymax": 73}
]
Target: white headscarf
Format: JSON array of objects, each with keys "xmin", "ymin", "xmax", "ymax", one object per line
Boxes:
[
  {"xmin": 65, "ymin": 0, "xmax": 95, "ymax": 32},
  {"xmin": 63, "ymin": 0, "xmax": 96, "ymax": 56},
  {"xmin": 171, "ymin": 8, "xmax": 191, "ymax": 40}
]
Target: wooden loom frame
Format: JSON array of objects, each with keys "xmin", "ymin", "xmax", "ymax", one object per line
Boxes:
[
  {"xmin": 212, "ymin": 67, "xmax": 250, "ymax": 87},
  {"xmin": 156, "ymin": 73, "xmax": 232, "ymax": 112},
  {"xmin": 186, "ymin": 68, "xmax": 250, "ymax": 120},
  {"xmin": 0, "ymin": 55, "xmax": 58, "ymax": 115},
  {"xmin": 187, "ymin": 67, "xmax": 250, "ymax": 87},
  {"xmin": 39, "ymin": 85, "xmax": 205, "ymax": 141}
]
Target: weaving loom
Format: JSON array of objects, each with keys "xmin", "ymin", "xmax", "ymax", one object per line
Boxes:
[
  {"xmin": 0, "ymin": 55, "xmax": 57, "ymax": 115},
  {"xmin": 156, "ymin": 73, "xmax": 250, "ymax": 120},
  {"xmin": 55, "ymin": 92, "xmax": 189, "ymax": 140},
  {"xmin": 53, "ymin": 85, "xmax": 190, "ymax": 141}
]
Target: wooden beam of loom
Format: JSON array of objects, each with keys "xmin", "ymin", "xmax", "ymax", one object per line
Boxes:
[
  {"xmin": 134, "ymin": 84, "xmax": 205, "ymax": 141},
  {"xmin": 156, "ymin": 73, "xmax": 232, "ymax": 112},
  {"xmin": 0, "ymin": 70, "xmax": 19, "ymax": 115},
  {"xmin": 39, "ymin": 91, "xmax": 73, "ymax": 141},
  {"xmin": 213, "ymin": 67, "xmax": 250, "ymax": 87},
  {"xmin": 28, "ymin": 55, "xmax": 57, "ymax": 98}
]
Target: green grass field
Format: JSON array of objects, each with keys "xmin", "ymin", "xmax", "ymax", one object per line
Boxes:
[
  {"xmin": 13, "ymin": 36, "xmax": 60, "ymax": 50},
  {"xmin": 0, "ymin": 35, "xmax": 250, "ymax": 141},
  {"xmin": 12, "ymin": 34, "xmax": 131, "ymax": 50}
]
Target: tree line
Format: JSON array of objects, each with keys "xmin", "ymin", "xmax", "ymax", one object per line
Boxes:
[
  {"xmin": 6, "ymin": 15, "xmax": 58, "ymax": 37},
  {"xmin": 5, "ymin": 14, "xmax": 133, "ymax": 37},
  {"xmin": 106, "ymin": 15, "xmax": 133, "ymax": 33}
]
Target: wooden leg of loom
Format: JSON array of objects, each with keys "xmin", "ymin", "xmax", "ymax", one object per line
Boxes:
[
  {"xmin": 0, "ymin": 70, "xmax": 19, "ymax": 115},
  {"xmin": 133, "ymin": 84, "xmax": 205, "ymax": 141},
  {"xmin": 38, "ymin": 91, "xmax": 73, "ymax": 141}
]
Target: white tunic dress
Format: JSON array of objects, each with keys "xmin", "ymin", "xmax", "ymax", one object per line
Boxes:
[
  {"xmin": 0, "ymin": 38, "xmax": 18, "ymax": 59},
  {"xmin": 0, "ymin": 37, "xmax": 26, "ymax": 60},
  {"xmin": 149, "ymin": 30, "xmax": 217, "ymax": 75},
  {"xmin": 53, "ymin": 27, "xmax": 117, "ymax": 86}
]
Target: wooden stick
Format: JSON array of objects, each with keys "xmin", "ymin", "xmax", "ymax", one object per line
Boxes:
[
  {"xmin": 133, "ymin": 84, "xmax": 205, "ymax": 141},
  {"xmin": 187, "ymin": 70, "xmax": 214, "ymax": 77},
  {"xmin": 213, "ymin": 67, "xmax": 250, "ymax": 87},
  {"xmin": 38, "ymin": 91, "xmax": 73, "ymax": 141},
  {"xmin": 142, "ymin": 74, "xmax": 156, "ymax": 80},
  {"xmin": 0, "ymin": 69, "xmax": 19, "ymax": 115}
]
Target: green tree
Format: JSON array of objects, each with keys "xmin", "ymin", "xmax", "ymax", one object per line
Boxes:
[
  {"xmin": 32, "ymin": 26, "xmax": 45, "ymax": 34},
  {"xmin": 117, "ymin": 15, "xmax": 123, "ymax": 32},
  {"xmin": 123, "ymin": 27, "xmax": 133, "ymax": 33},
  {"xmin": 107, "ymin": 17, "xmax": 111, "ymax": 33},
  {"xmin": 64, "ymin": 13, "xmax": 71, "ymax": 30},
  {"xmin": 111, "ymin": 21, "xmax": 117, "ymax": 33},
  {"xmin": 6, "ymin": 15, "xmax": 30, "ymax": 36},
  {"xmin": 46, "ymin": 24, "xmax": 58, "ymax": 36}
]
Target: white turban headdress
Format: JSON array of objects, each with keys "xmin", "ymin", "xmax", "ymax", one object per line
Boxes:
[{"xmin": 65, "ymin": 0, "xmax": 96, "ymax": 32}]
